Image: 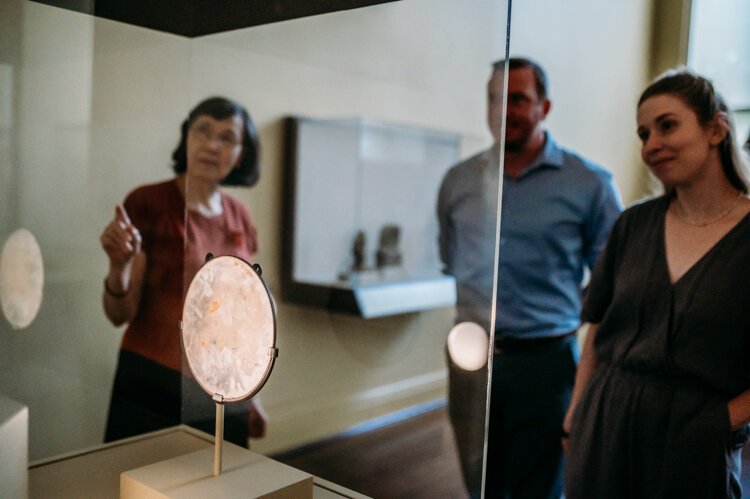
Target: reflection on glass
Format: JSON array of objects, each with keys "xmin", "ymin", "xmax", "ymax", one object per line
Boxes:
[{"xmin": 0, "ymin": 229, "xmax": 44, "ymax": 330}]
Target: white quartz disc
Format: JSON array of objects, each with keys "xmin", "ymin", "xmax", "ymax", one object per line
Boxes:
[
  {"xmin": 181, "ymin": 255, "xmax": 277, "ymax": 402},
  {"xmin": 0, "ymin": 229, "xmax": 44, "ymax": 330}
]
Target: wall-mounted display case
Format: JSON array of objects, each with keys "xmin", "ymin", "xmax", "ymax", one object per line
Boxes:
[{"xmin": 283, "ymin": 116, "xmax": 459, "ymax": 318}]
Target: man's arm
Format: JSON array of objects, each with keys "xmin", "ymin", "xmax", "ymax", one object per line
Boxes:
[
  {"xmin": 583, "ymin": 174, "xmax": 622, "ymax": 269},
  {"xmin": 436, "ymin": 173, "xmax": 454, "ymax": 274},
  {"xmin": 562, "ymin": 323, "xmax": 599, "ymax": 449}
]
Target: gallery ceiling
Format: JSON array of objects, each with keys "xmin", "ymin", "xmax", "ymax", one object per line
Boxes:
[{"xmin": 31, "ymin": 0, "xmax": 398, "ymax": 37}]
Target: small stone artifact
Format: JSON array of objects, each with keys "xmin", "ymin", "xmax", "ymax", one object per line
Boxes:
[
  {"xmin": 352, "ymin": 230, "xmax": 368, "ymax": 271},
  {"xmin": 376, "ymin": 225, "xmax": 402, "ymax": 268}
]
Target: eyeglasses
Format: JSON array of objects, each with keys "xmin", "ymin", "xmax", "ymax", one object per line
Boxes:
[{"xmin": 190, "ymin": 122, "xmax": 241, "ymax": 149}]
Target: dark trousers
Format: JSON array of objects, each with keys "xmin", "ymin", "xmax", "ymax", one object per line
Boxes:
[
  {"xmin": 447, "ymin": 348, "xmax": 488, "ymax": 498},
  {"xmin": 105, "ymin": 350, "xmax": 251, "ymax": 447},
  {"xmin": 484, "ymin": 335, "xmax": 578, "ymax": 499}
]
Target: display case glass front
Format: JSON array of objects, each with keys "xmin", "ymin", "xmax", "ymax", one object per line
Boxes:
[
  {"xmin": 0, "ymin": 0, "xmax": 510, "ymax": 497},
  {"xmin": 4, "ymin": 1, "xmax": 702, "ymax": 496}
]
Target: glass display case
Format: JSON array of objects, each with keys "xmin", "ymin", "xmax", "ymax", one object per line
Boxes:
[
  {"xmin": 0, "ymin": 0, "xmax": 509, "ymax": 497},
  {"xmin": 2, "ymin": 0, "xmax": 694, "ymax": 496}
]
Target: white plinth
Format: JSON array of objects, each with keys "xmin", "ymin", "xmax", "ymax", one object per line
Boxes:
[
  {"xmin": 0, "ymin": 394, "xmax": 28, "ymax": 499},
  {"xmin": 121, "ymin": 440, "xmax": 313, "ymax": 499}
]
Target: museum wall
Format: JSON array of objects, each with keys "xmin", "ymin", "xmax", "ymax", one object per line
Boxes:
[
  {"xmin": 511, "ymin": 0, "xmax": 653, "ymax": 204},
  {"xmin": 1, "ymin": 0, "xmax": 653, "ymax": 460}
]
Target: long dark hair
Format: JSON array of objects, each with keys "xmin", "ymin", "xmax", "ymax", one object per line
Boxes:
[
  {"xmin": 171, "ymin": 96, "xmax": 260, "ymax": 187},
  {"xmin": 639, "ymin": 69, "xmax": 749, "ymax": 193}
]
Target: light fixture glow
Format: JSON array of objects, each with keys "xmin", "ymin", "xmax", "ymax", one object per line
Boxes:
[{"xmin": 447, "ymin": 321, "xmax": 489, "ymax": 371}]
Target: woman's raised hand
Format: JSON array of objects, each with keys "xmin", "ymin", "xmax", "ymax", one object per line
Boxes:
[
  {"xmin": 101, "ymin": 204, "xmax": 146, "ymax": 324},
  {"xmin": 100, "ymin": 204, "xmax": 141, "ymax": 269}
]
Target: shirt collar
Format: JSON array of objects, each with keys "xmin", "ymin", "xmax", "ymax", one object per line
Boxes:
[
  {"xmin": 481, "ymin": 132, "xmax": 565, "ymax": 175},
  {"xmin": 512, "ymin": 132, "xmax": 565, "ymax": 178}
]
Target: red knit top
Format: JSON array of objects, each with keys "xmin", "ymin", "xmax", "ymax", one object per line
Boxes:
[{"xmin": 120, "ymin": 179, "xmax": 258, "ymax": 372}]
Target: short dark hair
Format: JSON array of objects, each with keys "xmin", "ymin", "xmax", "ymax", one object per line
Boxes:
[
  {"xmin": 171, "ymin": 96, "xmax": 260, "ymax": 187},
  {"xmin": 492, "ymin": 57, "xmax": 549, "ymax": 100},
  {"xmin": 639, "ymin": 69, "xmax": 749, "ymax": 193}
]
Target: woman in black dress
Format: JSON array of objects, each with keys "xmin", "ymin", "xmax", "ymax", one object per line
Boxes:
[{"xmin": 564, "ymin": 70, "xmax": 750, "ymax": 498}]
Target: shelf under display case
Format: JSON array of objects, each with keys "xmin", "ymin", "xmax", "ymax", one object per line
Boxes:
[
  {"xmin": 325, "ymin": 274, "xmax": 456, "ymax": 319},
  {"xmin": 283, "ymin": 116, "xmax": 460, "ymax": 318}
]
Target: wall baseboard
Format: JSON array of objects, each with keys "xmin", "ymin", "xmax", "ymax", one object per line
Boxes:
[
  {"xmin": 252, "ymin": 370, "xmax": 447, "ymax": 455},
  {"xmin": 269, "ymin": 398, "xmax": 447, "ymax": 461}
]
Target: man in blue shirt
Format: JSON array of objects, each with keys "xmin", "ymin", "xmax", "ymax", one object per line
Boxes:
[{"xmin": 438, "ymin": 57, "xmax": 621, "ymax": 498}]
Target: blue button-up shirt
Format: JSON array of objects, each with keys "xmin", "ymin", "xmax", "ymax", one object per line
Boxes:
[{"xmin": 437, "ymin": 133, "xmax": 621, "ymax": 338}]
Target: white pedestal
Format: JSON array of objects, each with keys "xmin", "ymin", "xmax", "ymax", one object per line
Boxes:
[
  {"xmin": 121, "ymin": 440, "xmax": 313, "ymax": 499},
  {"xmin": 0, "ymin": 394, "xmax": 28, "ymax": 499}
]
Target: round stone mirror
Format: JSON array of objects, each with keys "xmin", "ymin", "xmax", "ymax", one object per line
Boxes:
[{"xmin": 181, "ymin": 255, "xmax": 277, "ymax": 403}]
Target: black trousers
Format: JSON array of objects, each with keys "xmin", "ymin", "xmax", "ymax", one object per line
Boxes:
[
  {"xmin": 447, "ymin": 348, "xmax": 488, "ymax": 498},
  {"xmin": 104, "ymin": 349, "xmax": 250, "ymax": 447},
  {"xmin": 484, "ymin": 335, "xmax": 578, "ymax": 499}
]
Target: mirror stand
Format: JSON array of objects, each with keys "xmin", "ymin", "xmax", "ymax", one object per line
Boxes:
[{"xmin": 212, "ymin": 394, "xmax": 225, "ymax": 476}]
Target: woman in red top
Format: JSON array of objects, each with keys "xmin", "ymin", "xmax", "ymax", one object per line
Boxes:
[{"xmin": 100, "ymin": 97, "xmax": 267, "ymax": 446}]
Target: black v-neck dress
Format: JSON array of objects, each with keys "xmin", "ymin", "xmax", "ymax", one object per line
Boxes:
[{"xmin": 566, "ymin": 195, "xmax": 750, "ymax": 499}]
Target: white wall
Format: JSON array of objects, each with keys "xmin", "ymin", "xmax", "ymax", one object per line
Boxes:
[{"xmin": 510, "ymin": 0, "xmax": 653, "ymax": 203}]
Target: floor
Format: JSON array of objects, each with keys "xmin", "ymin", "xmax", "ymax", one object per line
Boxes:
[
  {"xmin": 274, "ymin": 403, "xmax": 750, "ymax": 499},
  {"xmin": 273, "ymin": 403, "xmax": 468, "ymax": 499}
]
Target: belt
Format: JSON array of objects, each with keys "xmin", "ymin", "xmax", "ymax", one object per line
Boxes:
[{"xmin": 494, "ymin": 329, "xmax": 576, "ymax": 352}]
